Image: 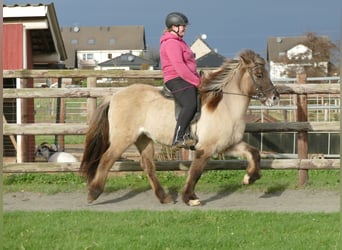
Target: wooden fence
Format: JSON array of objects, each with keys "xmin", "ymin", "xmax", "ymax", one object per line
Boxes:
[{"xmin": 2, "ymin": 70, "xmax": 340, "ymax": 185}]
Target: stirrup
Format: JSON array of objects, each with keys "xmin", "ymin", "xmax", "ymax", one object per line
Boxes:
[{"xmin": 172, "ymin": 137, "xmax": 196, "ymax": 150}]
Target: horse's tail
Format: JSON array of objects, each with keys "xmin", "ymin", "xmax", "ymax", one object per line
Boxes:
[{"xmin": 80, "ymin": 100, "xmax": 110, "ymax": 183}]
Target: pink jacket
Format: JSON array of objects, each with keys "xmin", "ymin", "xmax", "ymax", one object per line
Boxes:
[{"xmin": 160, "ymin": 32, "xmax": 200, "ymax": 87}]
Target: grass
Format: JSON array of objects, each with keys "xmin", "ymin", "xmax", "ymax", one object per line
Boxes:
[
  {"xmin": 35, "ymin": 135, "xmax": 85, "ymax": 145},
  {"xmin": 3, "ymin": 210, "xmax": 340, "ymax": 249},
  {"xmin": 3, "ymin": 169, "xmax": 340, "ymax": 194}
]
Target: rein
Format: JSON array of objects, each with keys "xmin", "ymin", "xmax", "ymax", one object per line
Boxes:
[{"xmin": 221, "ymin": 91, "xmax": 255, "ymax": 99}]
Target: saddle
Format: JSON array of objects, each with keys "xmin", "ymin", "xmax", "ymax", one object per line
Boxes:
[{"xmin": 160, "ymin": 85, "xmax": 201, "ymax": 146}]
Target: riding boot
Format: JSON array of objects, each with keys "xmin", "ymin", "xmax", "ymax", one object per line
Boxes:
[
  {"xmin": 172, "ymin": 125, "xmax": 184, "ymax": 147},
  {"xmin": 172, "ymin": 126, "xmax": 196, "ymax": 149}
]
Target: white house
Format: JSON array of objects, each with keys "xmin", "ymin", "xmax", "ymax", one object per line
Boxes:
[{"xmin": 267, "ymin": 36, "xmax": 330, "ymax": 79}]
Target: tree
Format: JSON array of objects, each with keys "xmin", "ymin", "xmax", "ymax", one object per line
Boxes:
[{"xmin": 143, "ymin": 47, "xmax": 160, "ymax": 69}]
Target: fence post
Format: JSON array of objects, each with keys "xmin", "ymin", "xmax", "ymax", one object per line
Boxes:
[
  {"xmin": 55, "ymin": 77, "xmax": 65, "ymax": 151},
  {"xmin": 87, "ymin": 77, "xmax": 97, "ymax": 124},
  {"xmin": 296, "ymin": 69, "xmax": 308, "ymax": 186}
]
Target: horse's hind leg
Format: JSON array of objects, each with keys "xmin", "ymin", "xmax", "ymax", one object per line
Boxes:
[
  {"xmin": 227, "ymin": 141, "xmax": 261, "ymax": 184},
  {"xmin": 135, "ymin": 135, "xmax": 173, "ymax": 204},
  {"xmin": 88, "ymin": 144, "xmax": 125, "ymax": 203}
]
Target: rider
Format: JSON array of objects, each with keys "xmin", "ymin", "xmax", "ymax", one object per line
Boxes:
[{"xmin": 160, "ymin": 12, "xmax": 200, "ymax": 148}]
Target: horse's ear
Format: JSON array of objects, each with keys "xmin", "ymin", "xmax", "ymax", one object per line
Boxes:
[{"xmin": 240, "ymin": 54, "xmax": 251, "ymax": 65}]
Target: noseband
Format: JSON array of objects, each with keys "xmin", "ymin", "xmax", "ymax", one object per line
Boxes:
[{"xmin": 248, "ymin": 64, "xmax": 276, "ymax": 101}]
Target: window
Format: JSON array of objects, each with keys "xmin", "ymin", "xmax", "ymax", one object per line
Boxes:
[
  {"xmin": 82, "ymin": 54, "xmax": 94, "ymax": 60},
  {"xmin": 108, "ymin": 54, "xmax": 112, "ymax": 59},
  {"xmin": 109, "ymin": 38, "xmax": 116, "ymax": 46},
  {"xmin": 88, "ymin": 38, "xmax": 95, "ymax": 45},
  {"xmin": 71, "ymin": 39, "xmax": 78, "ymax": 45}
]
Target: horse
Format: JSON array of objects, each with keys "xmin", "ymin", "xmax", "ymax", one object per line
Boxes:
[{"xmin": 80, "ymin": 49, "xmax": 279, "ymax": 206}]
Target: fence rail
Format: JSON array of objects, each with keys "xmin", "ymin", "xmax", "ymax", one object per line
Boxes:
[
  {"xmin": 3, "ymin": 84, "xmax": 340, "ymax": 97},
  {"xmin": 2, "ymin": 121, "xmax": 339, "ymax": 136},
  {"xmin": 3, "ymin": 159, "xmax": 340, "ymax": 173},
  {"xmin": 3, "ymin": 69, "xmax": 163, "ymax": 78},
  {"xmin": 2, "ymin": 70, "xmax": 340, "ymax": 183}
]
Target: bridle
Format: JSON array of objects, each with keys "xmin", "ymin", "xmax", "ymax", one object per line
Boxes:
[
  {"xmin": 247, "ymin": 64, "xmax": 277, "ymax": 101},
  {"xmin": 221, "ymin": 63, "xmax": 276, "ymax": 101}
]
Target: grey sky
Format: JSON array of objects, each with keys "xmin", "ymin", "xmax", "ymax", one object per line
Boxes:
[{"xmin": 4, "ymin": 0, "xmax": 341, "ymax": 58}]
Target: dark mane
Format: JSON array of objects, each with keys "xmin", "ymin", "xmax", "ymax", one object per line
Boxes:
[{"xmin": 199, "ymin": 59, "xmax": 239, "ymax": 111}]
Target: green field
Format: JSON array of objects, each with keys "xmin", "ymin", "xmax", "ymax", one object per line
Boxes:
[{"xmin": 3, "ymin": 210, "xmax": 340, "ymax": 250}]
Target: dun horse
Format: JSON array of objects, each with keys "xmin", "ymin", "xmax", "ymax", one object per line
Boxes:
[{"xmin": 80, "ymin": 49, "xmax": 279, "ymax": 206}]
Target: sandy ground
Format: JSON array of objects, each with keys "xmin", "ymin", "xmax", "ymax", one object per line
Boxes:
[{"xmin": 3, "ymin": 189, "xmax": 340, "ymax": 213}]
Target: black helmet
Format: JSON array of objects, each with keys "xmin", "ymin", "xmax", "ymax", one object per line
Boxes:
[{"xmin": 165, "ymin": 12, "xmax": 189, "ymax": 28}]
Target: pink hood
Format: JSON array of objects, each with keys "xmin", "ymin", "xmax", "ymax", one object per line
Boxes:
[{"xmin": 160, "ymin": 32, "xmax": 200, "ymax": 87}]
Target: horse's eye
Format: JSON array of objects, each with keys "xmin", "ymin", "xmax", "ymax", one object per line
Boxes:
[{"xmin": 255, "ymin": 73, "xmax": 263, "ymax": 79}]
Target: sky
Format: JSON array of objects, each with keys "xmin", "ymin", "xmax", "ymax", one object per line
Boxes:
[{"xmin": 3, "ymin": 0, "xmax": 342, "ymax": 58}]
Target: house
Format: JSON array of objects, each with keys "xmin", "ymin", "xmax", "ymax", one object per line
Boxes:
[
  {"xmin": 3, "ymin": 3, "xmax": 67, "ymax": 162},
  {"xmin": 267, "ymin": 35, "xmax": 330, "ymax": 79},
  {"xmin": 196, "ymin": 51, "xmax": 226, "ymax": 70},
  {"xmin": 190, "ymin": 37, "xmax": 226, "ymax": 70},
  {"xmin": 60, "ymin": 26, "xmax": 146, "ymax": 69},
  {"xmin": 190, "ymin": 36, "xmax": 212, "ymax": 60},
  {"xmin": 98, "ymin": 52, "xmax": 155, "ymax": 70}
]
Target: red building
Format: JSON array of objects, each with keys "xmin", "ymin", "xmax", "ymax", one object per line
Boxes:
[{"xmin": 3, "ymin": 3, "xmax": 67, "ymax": 162}]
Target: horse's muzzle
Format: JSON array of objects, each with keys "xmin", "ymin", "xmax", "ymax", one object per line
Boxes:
[{"xmin": 264, "ymin": 88, "xmax": 279, "ymax": 107}]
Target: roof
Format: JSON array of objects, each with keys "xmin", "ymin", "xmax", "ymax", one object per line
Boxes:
[
  {"xmin": 3, "ymin": 3, "xmax": 67, "ymax": 62},
  {"xmin": 61, "ymin": 26, "xmax": 146, "ymax": 50},
  {"xmin": 98, "ymin": 53, "xmax": 153, "ymax": 69},
  {"xmin": 196, "ymin": 51, "xmax": 226, "ymax": 68},
  {"xmin": 61, "ymin": 25, "xmax": 146, "ymax": 67}
]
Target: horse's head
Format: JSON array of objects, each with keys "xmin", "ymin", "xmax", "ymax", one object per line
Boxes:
[
  {"xmin": 239, "ymin": 50, "xmax": 279, "ymax": 106},
  {"xmin": 199, "ymin": 50, "xmax": 279, "ymax": 111}
]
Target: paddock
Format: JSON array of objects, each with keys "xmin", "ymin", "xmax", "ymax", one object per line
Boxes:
[{"xmin": 2, "ymin": 69, "xmax": 340, "ymax": 186}]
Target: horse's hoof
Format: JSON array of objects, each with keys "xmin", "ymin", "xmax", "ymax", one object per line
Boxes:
[
  {"xmin": 188, "ymin": 199, "xmax": 201, "ymax": 206},
  {"xmin": 242, "ymin": 173, "xmax": 261, "ymax": 185},
  {"xmin": 161, "ymin": 194, "xmax": 174, "ymax": 204},
  {"xmin": 242, "ymin": 174, "xmax": 251, "ymax": 185},
  {"xmin": 87, "ymin": 189, "xmax": 102, "ymax": 203},
  {"xmin": 87, "ymin": 195, "xmax": 95, "ymax": 204}
]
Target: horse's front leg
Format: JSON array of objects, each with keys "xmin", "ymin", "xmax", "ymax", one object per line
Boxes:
[
  {"xmin": 182, "ymin": 150, "xmax": 210, "ymax": 206},
  {"xmin": 227, "ymin": 141, "xmax": 261, "ymax": 184}
]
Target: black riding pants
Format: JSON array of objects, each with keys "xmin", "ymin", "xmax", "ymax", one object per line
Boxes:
[{"xmin": 165, "ymin": 77, "xmax": 197, "ymax": 141}]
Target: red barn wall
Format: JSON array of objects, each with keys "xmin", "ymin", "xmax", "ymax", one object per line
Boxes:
[
  {"xmin": 3, "ymin": 24, "xmax": 24, "ymax": 69},
  {"xmin": 3, "ymin": 23, "xmax": 35, "ymax": 162}
]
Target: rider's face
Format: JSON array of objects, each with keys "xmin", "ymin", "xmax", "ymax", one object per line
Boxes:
[{"xmin": 171, "ymin": 25, "xmax": 187, "ymax": 37}]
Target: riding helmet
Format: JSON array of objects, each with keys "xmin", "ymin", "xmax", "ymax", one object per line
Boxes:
[{"xmin": 165, "ymin": 12, "xmax": 189, "ymax": 28}]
